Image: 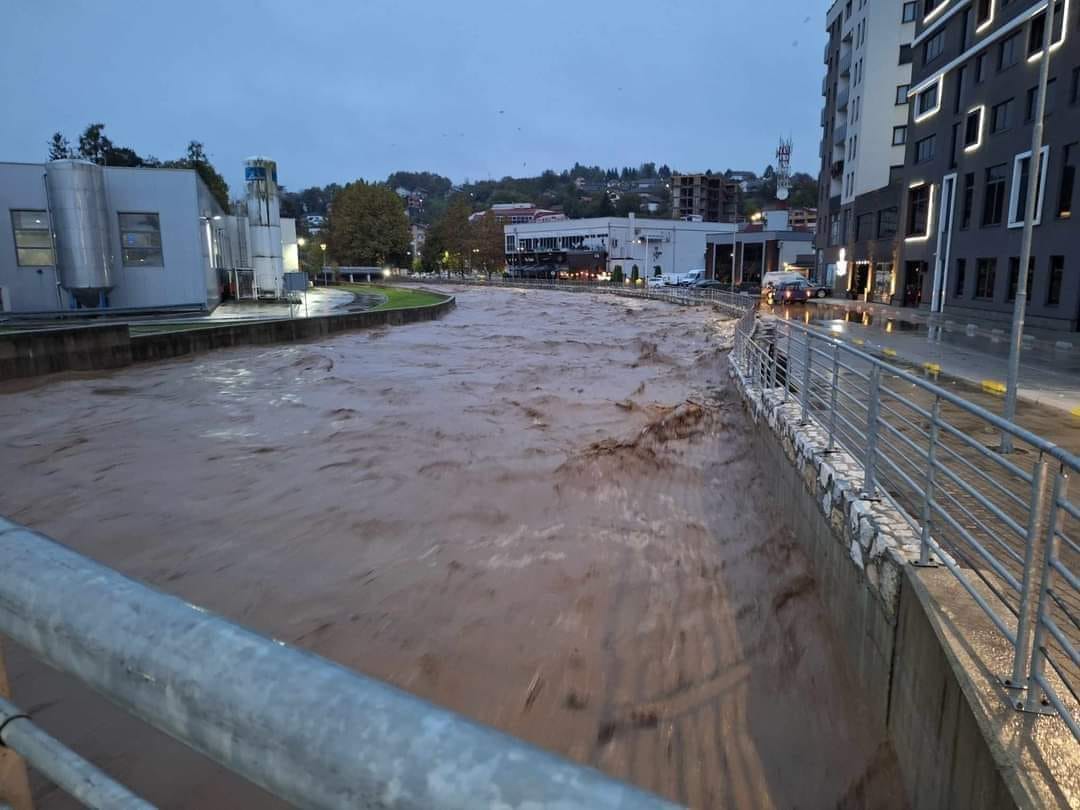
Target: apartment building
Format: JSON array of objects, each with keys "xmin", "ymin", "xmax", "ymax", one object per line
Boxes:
[
  {"xmin": 896, "ymin": 0, "xmax": 1079, "ymax": 330},
  {"xmin": 671, "ymin": 173, "xmax": 740, "ymax": 222},
  {"xmin": 818, "ymin": 0, "xmax": 916, "ymax": 301}
]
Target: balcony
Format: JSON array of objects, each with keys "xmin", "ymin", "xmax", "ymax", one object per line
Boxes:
[
  {"xmin": 836, "ymin": 88, "xmax": 849, "ymax": 110},
  {"xmin": 839, "ymin": 51, "xmax": 852, "ymax": 75},
  {"xmin": 833, "ymin": 123, "xmax": 847, "ymax": 145}
]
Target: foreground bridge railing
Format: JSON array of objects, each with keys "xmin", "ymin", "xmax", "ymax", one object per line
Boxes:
[
  {"xmin": 0, "ymin": 518, "xmax": 676, "ymax": 809},
  {"xmin": 732, "ymin": 311, "xmax": 1080, "ymax": 743}
]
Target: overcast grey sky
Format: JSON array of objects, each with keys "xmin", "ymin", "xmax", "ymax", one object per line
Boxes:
[{"xmin": 1, "ymin": 0, "xmax": 826, "ymax": 193}]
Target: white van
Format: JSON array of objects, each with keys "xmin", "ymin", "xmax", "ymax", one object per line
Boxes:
[
  {"xmin": 761, "ymin": 270, "xmax": 805, "ymax": 294},
  {"xmin": 680, "ymin": 269, "xmax": 706, "ymax": 287}
]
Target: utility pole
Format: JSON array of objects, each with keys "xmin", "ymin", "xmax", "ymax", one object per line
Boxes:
[{"xmin": 1002, "ymin": 1, "xmax": 1053, "ymax": 452}]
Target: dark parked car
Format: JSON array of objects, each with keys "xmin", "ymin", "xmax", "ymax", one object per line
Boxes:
[
  {"xmin": 690, "ymin": 279, "xmax": 727, "ymax": 290},
  {"xmin": 767, "ymin": 280, "xmax": 813, "ymax": 305}
]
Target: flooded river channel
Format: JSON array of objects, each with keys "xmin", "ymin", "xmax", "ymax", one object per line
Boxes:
[{"xmin": 0, "ymin": 287, "xmax": 906, "ymax": 808}]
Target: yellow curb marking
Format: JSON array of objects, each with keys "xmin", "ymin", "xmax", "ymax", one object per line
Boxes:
[
  {"xmin": 882, "ymin": 348, "xmax": 898, "ymax": 357},
  {"xmin": 922, "ymin": 362, "xmax": 941, "ymax": 374},
  {"xmin": 981, "ymin": 380, "xmax": 1007, "ymax": 395}
]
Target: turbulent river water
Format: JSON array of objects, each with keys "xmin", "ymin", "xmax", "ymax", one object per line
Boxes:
[{"xmin": 0, "ymin": 287, "xmax": 907, "ymax": 808}]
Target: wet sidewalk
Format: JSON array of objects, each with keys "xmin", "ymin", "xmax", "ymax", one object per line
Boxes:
[{"xmin": 782, "ymin": 297, "xmax": 1080, "ymax": 417}]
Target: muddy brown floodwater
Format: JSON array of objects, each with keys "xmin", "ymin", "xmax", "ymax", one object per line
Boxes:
[{"xmin": 0, "ymin": 287, "xmax": 908, "ymax": 809}]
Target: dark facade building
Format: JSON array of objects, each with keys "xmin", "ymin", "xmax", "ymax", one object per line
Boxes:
[
  {"xmin": 671, "ymin": 173, "xmax": 740, "ymax": 222},
  {"xmin": 897, "ymin": 0, "xmax": 1079, "ymax": 330},
  {"xmin": 818, "ymin": 0, "xmax": 916, "ymax": 300}
]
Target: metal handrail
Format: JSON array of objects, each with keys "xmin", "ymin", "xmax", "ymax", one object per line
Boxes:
[
  {"xmin": 0, "ymin": 518, "xmax": 676, "ymax": 809},
  {"xmin": 733, "ymin": 312, "xmax": 1080, "ymax": 743}
]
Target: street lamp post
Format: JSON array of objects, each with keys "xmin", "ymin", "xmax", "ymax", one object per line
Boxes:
[{"xmin": 1002, "ymin": 4, "xmax": 1053, "ymax": 452}]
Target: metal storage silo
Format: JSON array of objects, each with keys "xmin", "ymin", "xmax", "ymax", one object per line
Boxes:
[
  {"xmin": 244, "ymin": 157, "xmax": 284, "ymax": 298},
  {"xmin": 44, "ymin": 160, "xmax": 116, "ymax": 308}
]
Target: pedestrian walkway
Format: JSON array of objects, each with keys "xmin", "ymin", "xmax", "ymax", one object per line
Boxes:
[{"xmin": 789, "ymin": 297, "xmax": 1080, "ymax": 417}]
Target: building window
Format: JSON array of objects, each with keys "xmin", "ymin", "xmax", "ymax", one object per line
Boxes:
[
  {"xmin": 1009, "ymin": 146, "xmax": 1049, "ymax": 227},
  {"xmin": 915, "ymin": 134, "xmax": 936, "ymax": 163},
  {"xmin": 1007, "ymin": 256, "xmax": 1036, "ymax": 301},
  {"xmin": 990, "ymin": 98, "xmax": 1014, "ymax": 132},
  {"xmin": 907, "ymin": 185, "xmax": 931, "ymax": 236},
  {"xmin": 961, "ymin": 172, "xmax": 976, "ymax": 228},
  {"xmin": 877, "ymin": 207, "xmax": 898, "ymax": 238},
  {"xmin": 118, "ymin": 212, "xmax": 163, "ymax": 266},
  {"xmin": 917, "ymin": 84, "xmax": 939, "ymax": 115},
  {"xmin": 505, "ymin": 235, "xmax": 515, "ymax": 251},
  {"xmin": 855, "ymin": 211, "xmax": 875, "ymax": 241},
  {"xmin": 924, "ymin": 31, "xmax": 946, "ymax": 64},
  {"xmin": 10, "ymin": 210, "xmax": 54, "ymax": 267},
  {"xmin": 1057, "ymin": 142, "xmax": 1076, "ymax": 218},
  {"xmin": 830, "ymin": 214, "xmax": 841, "ymax": 245},
  {"xmin": 1047, "ymin": 255, "xmax": 1064, "ymax": 305},
  {"xmin": 899, "ymin": 43, "xmax": 913, "ymax": 64},
  {"xmin": 893, "ymin": 125, "xmax": 908, "ymax": 145},
  {"xmin": 954, "ymin": 258, "xmax": 967, "ymax": 297},
  {"xmin": 976, "ymin": 0, "xmax": 992, "ymax": 28},
  {"xmin": 975, "ymin": 258, "xmax": 997, "ymax": 298},
  {"xmin": 1029, "ymin": 11, "xmax": 1047, "ymax": 55},
  {"xmin": 924, "ymin": 0, "xmax": 941, "ymax": 16},
  {"xmin": 954, "ymin": 65, "xmax": 968, "ymax": 113},
  {"xmin": 975, "ymin": 52, "xmax": 987, "ymax": 82},
  {"xmin": 1072, "ymin": 66, "xmax": 1080, "ymax": 105},
  {"xmin": 896, "ymin": 83, "xmax": 909, "ymax": 104},
  {"xmin": 902, "ymin": 1, "xmax": 918, "ymax": 22},
  {"xmin": 999, "ymin": 31, "xmax": 1021, "ymax": 70},
  {"xmin": 983, "ymin": 164, "xmax": 1007, "ymax": 225},
  {"xmin": 1025, "ymin": 79, "xmax": 1057, "ymax": 121},
  {"xmin": 964, "ymin": 108, "xmax": 982, "ymax": 148}
]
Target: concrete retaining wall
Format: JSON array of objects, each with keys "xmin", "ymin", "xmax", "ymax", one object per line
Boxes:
[
  {"xmin": 0, "ymin": 296, "xmax": 454, "ymax": 381},
  {"xmin": 731, "ymin": 364, "xmax": 1018, "ymax": 809}
]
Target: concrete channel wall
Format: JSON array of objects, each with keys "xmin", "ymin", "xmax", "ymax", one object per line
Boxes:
[
  {"xmin": 730, "ymin": 366, "xmax": 1021, "ymax": 809},
  {"xmin": 0, "ymin": 295, "xmax": 455, "ymax": 381}
]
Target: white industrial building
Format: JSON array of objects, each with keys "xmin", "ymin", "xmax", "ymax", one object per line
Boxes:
[
  {"xmin": 504, "ymin": 215, "xmax": 736, "ymax": 278},
  {"xmin": 0, "ymin": 156, "xmax": 297, "ymax": 315}
]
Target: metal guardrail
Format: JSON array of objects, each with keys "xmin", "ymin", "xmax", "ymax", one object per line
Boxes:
[
  {"xmin": 732, "ymin": 311, "xmax": 1080, "ymax": 742},
  {"xmin": 395, "ymin": 275, "xmax": 757, "ymax": 318},
  {"xmin": 0, "ymin": 518, "xmax": 676, "ymax": 809}
]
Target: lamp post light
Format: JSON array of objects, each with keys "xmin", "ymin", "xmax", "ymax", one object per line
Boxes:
[{"xmin": 1002, "ymin": 4, "xmax": 1053, "ymax": 452}]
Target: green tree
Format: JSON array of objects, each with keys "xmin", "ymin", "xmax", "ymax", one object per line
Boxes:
[
  {"xmin": 468, "ymin": 212, "xmax": 505, "ymax": 277},
  {"xmin": 327, "ymin": 181, "xmax": 411, "ymax": 267},
  {"xmin": 77, "ymin": 123, "xmax": 112, "ymax": 164},
  {"xmin": 47, "ymin": 132, "xmax": 72, "ymax": 161},
  {"xmin": 179, "ymin": 141, "xmax": 230, "ymax": 210},
  {"xmin": 420, "ymin": 224, "xmax": 446, "ymax": 273},
  {"xmin": 425, "ymin": 195, "xmax": 472, "ymax": 273},
  {"xmin": 616, "ymin": 193, "xmax": 641, "ymax": 216}
]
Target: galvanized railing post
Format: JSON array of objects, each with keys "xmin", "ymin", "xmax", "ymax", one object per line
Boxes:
[
  {"xmin": 918, "ymin": 396, "xmax": 942, "ymax": 566},
  {"xmin": 1024, "ymin": 467, "xmax": 1067, "ymax": 711},
  {"xmin": 768, "ymin": 330, "xmax": 779, "ymax": 391},
  {"xmin": 800, "ymin": 330, "xmax": 812, "ymax": 424},
  {"xmin": 827, "ymin": 341, "xmax": 839, "ymax": 451},
  {"xmin": 862, "ymin": 365, "xmax": 881, "ymax": 497},
  {"xmin": 1009, "ymin": 456, "xmax": 1050, "ymax": 691}
]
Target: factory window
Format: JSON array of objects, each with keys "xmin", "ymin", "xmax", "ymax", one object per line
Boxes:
[
  {"xmin": 119, "ymin": 212, "xmax": 163, "ymax": 266},
  {"xmin": 10, "ymin": 210, "xmax": 54, "ymax": 267},
  {"xmin": 902, "ymin": 1, "xmax": 917, "ymax": 22}
]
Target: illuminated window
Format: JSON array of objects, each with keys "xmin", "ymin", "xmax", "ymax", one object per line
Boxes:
[
  {"xmin": 10, "ymin": 210, "xmax": 54, "ymax": 267},
  {"xmin": 1008, "ymin": 146, "xmax": 1049, "ymax": 227},
  {"xmin": 917, "ymin": 83, "xmax": 939, "ymax": 115},
  {"xmin": 976, "ymin": 0, "xmax": 992, "ymax": 27},
  {"xmin": 906, "ymin": 185, "xmax": 931, "ymax": 235},
  {"xmin": 964, "ymin": 108, "xmax": 982, "ymax": 146}
]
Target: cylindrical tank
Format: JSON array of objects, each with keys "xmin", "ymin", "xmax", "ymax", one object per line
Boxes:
[
  {"xmin": 244, "ymin": 157, "xmax": 283, "ymax": 298},
  {"xmin": 44, "ymin": 160, "xmax": 115, "ymax": 307}
]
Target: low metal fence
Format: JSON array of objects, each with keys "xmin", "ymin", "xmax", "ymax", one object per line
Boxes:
[
  {"xmin": 393, "ymin": 275, "xmax": 757, "ymax": 318},
  {"xmin": 732, "ymin": 312, "xmax": 1079, "ymax": 742},
  {"xmin": 0, "ymin": 518, "xmax": 675, "ymax": 809}
]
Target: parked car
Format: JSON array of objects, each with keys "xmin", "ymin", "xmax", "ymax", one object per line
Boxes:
[
  {"xmin": 646, "ymin": 276, "xmax": 665, "ymax": 288},
  {"xmin": 690, "ymin": 279, "xmax": 727, "ymax": 290},
  {"xmin": 680, "ymin": 269, "xmax": 706, "ymax": 286},
  {"xmin": 767, "ymin": 279, "xmax": 813, "ymax": 305},
  {"xmin": 808, "ymin": 283, "xmax": 832, "ymax": 298}
]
